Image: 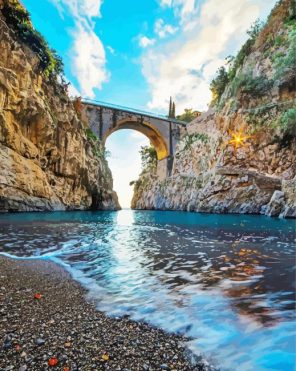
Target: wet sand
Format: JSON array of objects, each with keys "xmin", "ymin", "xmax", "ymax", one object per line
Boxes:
[{"xmin": 0, "ymin": 256, "xmax": 210, "ymax": 370}]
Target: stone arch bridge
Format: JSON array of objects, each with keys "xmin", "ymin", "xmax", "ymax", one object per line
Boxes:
[{"xmin": 81, "ymin": 99, "xmax": 187, "ymax": 178}]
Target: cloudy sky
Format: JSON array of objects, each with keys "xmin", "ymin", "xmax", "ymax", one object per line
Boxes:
[{"xmin": 23, "ymin": 0, "xmax": 277, "ymax": 207}]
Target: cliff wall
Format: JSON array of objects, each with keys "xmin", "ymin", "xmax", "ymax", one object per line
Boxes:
[
  {"xmin": 132, "ymin": 0, "xmax": 295, "ymax": 218},
  {"xmin": 0, "ymin": 2, "xmax": 120, "ymax": 212}
]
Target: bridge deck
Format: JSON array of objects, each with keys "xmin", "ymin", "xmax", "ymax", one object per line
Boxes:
[{"xmin": 82, "ymin": 98, "xmax": 187, "ymax": 126}]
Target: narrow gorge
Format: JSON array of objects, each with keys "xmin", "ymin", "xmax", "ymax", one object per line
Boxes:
[
  {"xmin": 132, "ymin": 0, "xmax": 296, "ymax": 218},
  {"xmin": 0, "ymin": 1, "xmax": 295, "ymax": 370}
]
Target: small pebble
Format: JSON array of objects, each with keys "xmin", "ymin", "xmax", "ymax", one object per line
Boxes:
[
  {"xmin": 3, "ymin": 341, "xmax": 12, "ymax": 350},
  {"xmin": 35, "ymin": 338, "xmax": 46, "ymax": 346}
]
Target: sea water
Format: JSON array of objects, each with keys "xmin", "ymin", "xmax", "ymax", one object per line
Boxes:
[{"xmin": 0, "ymin": 210, "xmax": 295, "ymax": 370}]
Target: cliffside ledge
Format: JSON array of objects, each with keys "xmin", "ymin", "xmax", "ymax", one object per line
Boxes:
[{"xmin": 0, "ymin": 1, "xmax": 120, "ymax": 212}]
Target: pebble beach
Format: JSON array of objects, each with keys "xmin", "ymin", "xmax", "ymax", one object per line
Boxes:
[{"xmin": 0, "ymin": 256, "xmax": 210, "ymax": 371}]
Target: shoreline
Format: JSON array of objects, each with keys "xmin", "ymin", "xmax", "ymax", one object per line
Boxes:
[
  {"xmin": 0, "ymin": 256, "xmax": 210, "ymax": 370},
  {"xmin": 1, "ymin": 207, "xmax": 295, "ymax": 219}
]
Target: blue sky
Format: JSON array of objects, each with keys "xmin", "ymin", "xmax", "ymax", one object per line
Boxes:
[{"xmin": 22, "ymin": 0, "xmax": 277, "ymax": 207}]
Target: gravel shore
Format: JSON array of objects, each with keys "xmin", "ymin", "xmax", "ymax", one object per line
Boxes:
[{"xmin": 0, "ymin": 256, "xmax": 210, "ymax": 371}]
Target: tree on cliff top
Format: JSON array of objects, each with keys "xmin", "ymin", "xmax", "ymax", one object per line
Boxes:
[
  {"xmin": 210, "ymin": 67, "xmax": 229, "ymax": 106},
  {"xmin": 177, "ymin": 109, "xmax": 201, "ymax": 123},
  {"xmin": 209, "ymin": 18, "xmax": 264, "ymax": 106},
  {"xmin": 168, "ymin": 97, "xmax": 176, "ymax": 118},
  {"xmin": 209, "ymin": 0, "xmax": 296, "ymax": 108}
]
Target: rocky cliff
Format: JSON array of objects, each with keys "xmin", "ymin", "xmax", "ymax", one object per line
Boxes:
[
  {"xmin": 132, "ymin": 0, "xmax": 296, "ymax": 218},
  {"xmin": 0, "ymin": 1, "xmax": 120, "ymax": 212}
]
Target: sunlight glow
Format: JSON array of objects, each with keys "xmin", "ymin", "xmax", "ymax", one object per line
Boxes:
[{"xmin": 228, "ymin": 130, "xmax": 250, "ymax": 148}]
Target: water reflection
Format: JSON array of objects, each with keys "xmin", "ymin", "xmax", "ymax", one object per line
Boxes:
[{"xmin": 0, "ymin": 210, "xmax": 295, "ymax": 370}]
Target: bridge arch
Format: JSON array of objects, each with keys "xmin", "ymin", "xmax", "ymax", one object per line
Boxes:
[{"xmin": 102, "ymin": 118, "xmax": 169, "ymax": 160}]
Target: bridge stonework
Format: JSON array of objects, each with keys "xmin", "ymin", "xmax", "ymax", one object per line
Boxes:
[{"xmin": 81, "ymin": 100, "xmax": 186, "ymax": 178}]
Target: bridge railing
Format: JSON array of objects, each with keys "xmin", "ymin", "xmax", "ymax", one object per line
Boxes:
[{"xmin": 81, "ymin": 98, "xmax": 187, "ymax": 126}]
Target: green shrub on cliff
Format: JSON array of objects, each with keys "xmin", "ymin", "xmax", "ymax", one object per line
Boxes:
[
  {"xmin": 177, "ymin": 109, "xmax": 201, "ymax": 123},
  {"xmin": 1, "ymin": 0, "xmax": 64, "ymax": 77},
  {"xmin": 210, "ymin": 19, "xmax": 264, "ymax": 106},
  {"xmin": 231, "ymin": 72, "xmax": 273, "ymax": 97},
  {"xmin": 181, "ymin": 133, "xmax": 209, "ymax": 151},
  {"xmin": 84, "ymin": 128, "xmax": 110, "ymax": 159},
  {"xmin": 85, "ymin": 128, "xmax": 98, "ymax": 142},
  {"xmin": 245, "ymin": 104, "xmax": 296, "ymax": 147},
  {"xmin": 210, "ymin": 67, "xmax": 229, "ymax": 105},
  {"xmin": 92, "ymin": 145, "xmax": 110, "ymax": 160},
  {"xmin": 279, "ymin": 108, "xmax": 296, "ymax": 137},
  {"xmin": 227, "ymin": 19, "xmax": 264, "ymax": 81},
  {"xmin": 273, "ymin": 28, "xmax": 296, "ymax": 82},
  {"xmin": 140, "ymin": 146, "xmax": 157, "ymax": 170}
]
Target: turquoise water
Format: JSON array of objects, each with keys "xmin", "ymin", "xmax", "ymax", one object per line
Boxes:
[{"xmin": 0, "ymin": 210, "xmax": 295, "ymax": 370}]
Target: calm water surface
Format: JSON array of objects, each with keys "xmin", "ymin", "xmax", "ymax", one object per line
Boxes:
[{"xmin": 0, "ymin": 210, "xmax": 295, "ymax": 370}]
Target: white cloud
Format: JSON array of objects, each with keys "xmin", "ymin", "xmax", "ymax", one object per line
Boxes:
[
  {"xmin": 72, "ymin": 24, "xmax": 108, "ymax": 97},
  {"xmin": 160, "ymin": 0, "xmax": 172, "ymax": 6},
  {"xmin": 107, "ymin": 46, "xmax": 116, "ymax": 55},
  {"xmin": 51, "ymin": 0, "xmax": 102, "ymax": 20},
  {"xmin": 138, "ymin": 19, "xmax": 177, "ymax": 51},
  {"xmin": 139, "ymin": 36, "xmax": 156, "ymax": 48},
  {"xmin": 177, "ymin": 0, "xmax": 197, "ymax": 23},
  {"xmin": 50, "ymin": 0, "xmax": 108, "ymax": 98},
  {"xmin": 144, "ymin": 0, "xmax": 278, "ymax": 114},
  {"xmin": 202, "ymin": 59, "xmax": 226, "ymax": 82},
  {"xmin": 67, "ymin": 82, "xmax": 81, "ymax": 97},
  {"xmin": 77, "ymin": 0, "xmax": 102, "ymax": 18},
  {"xmin": 154, "ymin": 19, "xmax": 178, "ymax": 38},
  {"xmin": 158, "ymin": 0, "xmax": 199, "ymax": 24}
]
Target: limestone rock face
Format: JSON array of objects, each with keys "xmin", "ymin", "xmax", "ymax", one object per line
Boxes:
[
  {"xmin": 262, "ymin": 191, "xmax": 285, "ymax": 217},
  {"xmin": 131, "ymin": 128, "xmax": 295, "ymax": 217},
  {"xmin": 0, "ymin": 14, "xmax": 120, "ymax": 212},
  {"xmin": 131, "ymin": 1, "xmax": 296, "ymax": 218},
  {"xmin": 280, "ymin": 178, "xmax": 296, "ymax": 218}
]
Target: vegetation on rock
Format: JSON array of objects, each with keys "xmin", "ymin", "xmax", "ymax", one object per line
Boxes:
[
  {"xmin": 1, "ymin": 0, "xmax": 64, "ymax": 77},
  {"xmin": 230, "ymin": 72, "xmax": 273, "ymax": 98},
  {"xmin": 85, "ymin": 128, "xmax": 99, "ymax": 142},
  {"xmin": 131, "ymin": 1, "xmax": 295, "ymax": 218},
  {"xmin": 210, "ymin": 67, "xmax": 229, "ymax": 106},
  {"xmin": 228, "ymin": 19, "xmax": 264, "ymax": 81},
  {"xmin": 181, "ymin": 133, "xmax": 209, "ymax": 151},
  {"xmin": 210, "ymin": 0, "xmax": 295, "ymax": 109},
  {"xmin": 279, "ymin": 108, "xmax": 296, "ymax": 137},
  {"xmin": 168, "ymin": 98, "xmax": 201, "ymax": 123},
  {"xmin": 168, "ymin": 96, "xmax": 176, "ymax": 118},
  {"xmin": 84, "ymin": 128, "xmax": 110, "ymax": 159},
  {"xmin": 272, "ymin": 27, "xmax": 296, "ymax": 82},
  {"xmin": 140, "ymin": 146, "xmax": 158, "ymax": 170},
  {"xmin": 211, "ymin": 18, "xmax": 265, "ymax": 107},
  {"xmin": 208, "ymin": 0, "xmax": 295, "ymax": 148},
  {"xmin": 245, "ymin": 100, "xmax": 296, "ymax": 144},
  {"xmin": 177, "ymin": 109, "xmax": 201, "ymax": 123}
]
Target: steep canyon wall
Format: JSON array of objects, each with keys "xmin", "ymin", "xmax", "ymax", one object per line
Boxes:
[
  {"xmin": 132, "ymin": 0, "xmax": 296, "ymax": 218},
  {"xmin": 0, "ymin": 2, "xmax": 119, "ymax": 212}
]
